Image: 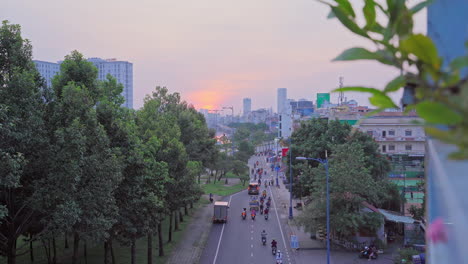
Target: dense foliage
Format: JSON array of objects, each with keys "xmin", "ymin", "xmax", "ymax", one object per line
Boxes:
[
  {"xmin": 0, "ymin": 21, "xmax": 217, "ymax": 264},
  {"xmin": 292, "ymin": 119, "xmax": 401, "ymax": 239},
  {"xmin": 321, "ymin": 0, "xmax": 468, "ymax": 159}
]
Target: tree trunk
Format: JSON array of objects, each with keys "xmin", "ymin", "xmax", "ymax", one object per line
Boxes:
[
  {"xmin": 83, "ymin": 240, "xmax": 87, "ymax": 264},
  {"xmin": 168, "ymin": 212, "xmax": 173, "ymax": 242},
  {"xmin": 190, "ymin": 202, "xmax": 193, "ymax": 209},
  {"xmin": 131, "ymin": 238, "xmax": 136, "ymax": 264},
  {"xmin": 64, "ymin": 232, "xmax": 69, "ymax": 249},
  {"xmin": 174, "ymin": 210, "xmax": 179, "ymax": 231},
  {"xmin": 184, "ymin": 205, "xmax": 188, "ymax": 216},
  {"xmin": 30, "ymin": 234, "xmax": 34, "ymax": 263},
  {"xmin": 110, "ymin": 240, "xmax": 115, "ymax": 264},
  {"xmin": 72, "ymin": 232, "xmax": 80, "ymax": 264},
  {"xmin": 104, "ymin": 241, "xmax": 112, "ymax": 264},
  {"xmin": 179, "ymin": 209, "xmax": 184, "ymax": 222},
  {"xmin": 104, "ymin": 242, "xmax": 109, "ymax": 264},
  {"xmin": 147, "ymin": 233, "xmax": 153, "ymax": 264},
  {"xmin": 52, "ymin": 237, "xmax": 57, "ymax": 264},
  {"xmin": 42, "ymin": 239, "xmax": 51, "ymax": 264},
  {"xmin": 7, "ymin": 236, "xmax": 17, "ymax": 264},
  {"xmin": 157, "ymin": 223, "xmax": 164, "ymax": 256},
  {"xmin": 198, "ymin": 173, "xmax": 201, "ymax": 184}
]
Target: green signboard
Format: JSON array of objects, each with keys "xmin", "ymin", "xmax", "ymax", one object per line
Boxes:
[{"xmin": 317, "ymin": 93, "xmax": 330, "ymax": 108}]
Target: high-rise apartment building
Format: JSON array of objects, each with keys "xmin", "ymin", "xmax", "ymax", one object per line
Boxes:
[
  {"xmin": 243, "ymin": 98, "xmax": 252, "ymax": 116},
  {"xmin": 34, "ymin": 60, "xmax": 60, "ymax": 88},
  {"xmin": 33, "ymin": 58, "xmax": 133, "ymax": 109},
  {"xmin": 277, "ymin": 88, "xmax": 287, "ymax": 114}
]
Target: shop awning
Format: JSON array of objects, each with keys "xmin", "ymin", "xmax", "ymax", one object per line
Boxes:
[{"xmin": 379, "ymin": 209, "xmax": 415, "ymax": 224}]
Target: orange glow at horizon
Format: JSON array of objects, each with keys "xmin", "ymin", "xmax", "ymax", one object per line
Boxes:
[{"xmin": 188, "ymin": 79, "xmax": 238, "ymax": 110}]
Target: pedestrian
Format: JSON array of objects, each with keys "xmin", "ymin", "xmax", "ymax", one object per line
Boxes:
[{"xmin": 209, "ymin": 193, "xmax": 213, "ymax": 203}]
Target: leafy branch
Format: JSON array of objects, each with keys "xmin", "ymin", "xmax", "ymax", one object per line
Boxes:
[{"xmin": 320, "ymin": 0, "xmax": 468, "ymax": 159}]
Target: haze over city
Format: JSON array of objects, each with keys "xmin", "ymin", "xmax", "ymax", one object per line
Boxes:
[{"xmin": 2, "ymin": 0, "xmax": 426, "ymax": 112}]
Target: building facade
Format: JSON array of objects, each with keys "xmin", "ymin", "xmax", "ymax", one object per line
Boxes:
[
  {"xmin": 277, "ymin": 88, "xmax": 287, "ymax": 114},
  {"xmin": 243, "ymin": 98, "xmax": 252, "ymax": 116},
  {"xmin": 34, "ymin": 60, "xmax": 60, "ymax": 88},
  {"xmin": 33, "ymin": 58, "xmax": 133, "ymax": 109},
  {"xmin": 357, "ymin": 112, "xmax": 426, "ymax": 216},
  {"xmin": 87, "ymin": 58, "xmax": 133, "ymax": 109}
]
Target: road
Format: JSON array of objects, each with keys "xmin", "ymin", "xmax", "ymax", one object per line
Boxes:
[
  {"xmin": 200, "ymin": 155, "xmax": 293, "ymax": 264},
  {"xmin": 200, "ymin": 154, "xmax": 396, "ymax": 264}
]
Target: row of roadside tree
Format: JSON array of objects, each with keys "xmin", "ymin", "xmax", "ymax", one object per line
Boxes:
[{"xmin": 0, "ymin": 21, "xmax": 218, "ymax": 264}]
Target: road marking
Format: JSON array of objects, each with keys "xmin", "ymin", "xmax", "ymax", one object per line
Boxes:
[
  {"xmin": 269, "ymin": 185, "xmax": 289, "ymax": 261},
  {"xmin": 212, "ymin": 191, "xmax": 242, "ymax": 264},
  {"xmin": 251, "ymin": 244, "xmax": 253, "ymax": 248},
  {"xmin": 251, "ymin": 252, "xmax": 253, "ymax": 257}
]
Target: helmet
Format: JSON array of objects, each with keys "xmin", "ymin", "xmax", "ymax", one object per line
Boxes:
[
  {"xmin": 278, "ymin": 250, "xmax": 281, "ymax": 253},
  {"xmin": 365, "ymin": 246, "xmax": 369, "ymax": 250},
  {"xmin": 263, "ymin": 230, "xmax": 266, "ymax": 232}
]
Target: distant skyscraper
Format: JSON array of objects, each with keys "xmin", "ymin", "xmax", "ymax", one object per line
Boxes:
[
  {"xmin": 87, "ymin": 58, "xmax": 133, "ymax": 109},
  {"xmin": 243, "ymin": 98, "xmax": 252, "ymax": 116},
  {"xmin": 277, "ymin": 88, "xmax": 287, "ymax": 114},
  {"xmin": 33, "ymin": 57, "xmax": 133, "ymax": 109},
  {"xmin": 34, "ymin": 60, "xmax": 60, "ymax": 88}
]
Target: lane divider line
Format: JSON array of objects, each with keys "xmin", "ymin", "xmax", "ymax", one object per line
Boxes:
[{"xmin": 212, "ymin": 191, "xmax": 242, "ymax": 264}]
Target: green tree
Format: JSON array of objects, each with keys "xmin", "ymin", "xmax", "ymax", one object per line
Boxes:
[
  {"xmin": 297, "ymin": 143, "xmax": 386, "ymax": 238},
  {"xmin": 232, "ymin": 160, "xmax": 249, "ymax": 186},
  {"xmin": 0, "ymin": 21, "xmax": 49, "ymax": 264},
  {"xmin": 37, "ymin": 52, "xmax": 122, "ymax": 264}
]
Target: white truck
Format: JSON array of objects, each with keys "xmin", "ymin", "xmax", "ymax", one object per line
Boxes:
[{"xmin": 212, "ymin": 201, "xmax": 229, "ymax": 223}]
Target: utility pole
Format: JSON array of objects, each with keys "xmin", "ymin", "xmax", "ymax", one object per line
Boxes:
[{"xmin": 338, "ymin": 76, "xmax": 344, "ymax": 105}]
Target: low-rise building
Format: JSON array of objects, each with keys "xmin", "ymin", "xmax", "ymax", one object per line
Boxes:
[{"xmin": 357, "ymin": 112, "xmax": 425, "ymax": 215}]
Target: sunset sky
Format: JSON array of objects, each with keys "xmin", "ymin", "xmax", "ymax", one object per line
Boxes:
[{"xmin": 2, "ymin": 0, "xmax": 426, "ymax": 113}]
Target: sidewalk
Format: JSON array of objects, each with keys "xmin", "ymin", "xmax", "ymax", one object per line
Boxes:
[
  {"xmin": 260, "ymin": 155, "xmax": 397, "ymax": 264},
  {"xmin": 166, "ymin": 195, "xmax": 216, "ymax": 264}
]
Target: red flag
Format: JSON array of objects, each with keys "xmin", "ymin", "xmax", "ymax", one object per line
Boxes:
[{"xmin": 282, "ymin": 148, "xmax": 289, "ymax": 157}]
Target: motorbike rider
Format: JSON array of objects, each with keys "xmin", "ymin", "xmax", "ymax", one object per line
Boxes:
[
  {"xmin": 271, "ymin": 239, "xmax": 277, "ymax": 249},
  {"xmin": 260, "ymin": 204, "xmax": 264, "ymax": 214},
  {"xmin": 276, "ymin": 250, "xmax": 283, "ymax": 262},
  {"xmin": 242, "ymin": 208, "xmax": 247, "ymax": 217},
  {"xmin": 261, "ymin": 230, "xmax": 267, "ymax": 240},
  {"xmin": 251, "ymin": 209, "xmax": 256, "ymax": 218},
  {"xmin": 264, "ymin": 207, "xmax": 269, "ymax": 215},
  {"xmin": 368, "ymin": 244, "xmax": 377, "ymax": 260}
]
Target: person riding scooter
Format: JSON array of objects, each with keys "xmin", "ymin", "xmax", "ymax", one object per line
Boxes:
[
  {"xmin": 261, "ymin": 230, "xmax": 267, "ymax": 245},
  {"xmin": 276, "ymin": 250, "xmax": 283, "ymax": 264},
  {"xmin": 241, "ymin": 208, "xmax": 247, "ymax": 220},
  {"xmin": 251, "ymin": 209, "xmax": 256, "ymax": 220},
  {"xmin": 271, "ymin": 239, "xmax": 278, "ymax": 254}
]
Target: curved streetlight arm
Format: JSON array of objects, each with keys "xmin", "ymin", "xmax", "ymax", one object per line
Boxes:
[{"xmin": 295, "ymin": 157, "xmax": 327, "ymax": 164}]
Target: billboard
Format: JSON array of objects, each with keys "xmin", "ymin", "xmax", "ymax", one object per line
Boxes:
[{"xmin": 317, "ymin": 93, "xmax": 330, "ymax": 108}]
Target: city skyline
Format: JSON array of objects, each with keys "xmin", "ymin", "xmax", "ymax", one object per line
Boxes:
[{"xmin": 3, "ymin": 0, "xmax": 426, "ymax": 111}]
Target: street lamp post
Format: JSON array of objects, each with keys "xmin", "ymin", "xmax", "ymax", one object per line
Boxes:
[
  {"xmin": 296, "ymin": 152, "xmax": 330, "ymax": 264},
  {"xmin": 289, "ymin": 138, "xmax": 293, "ymax": 219}
]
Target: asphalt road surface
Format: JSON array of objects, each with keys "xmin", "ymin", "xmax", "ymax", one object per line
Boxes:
[{"xmin": 200, "ymin": 156, "xmax": 291, "ymax": 264}]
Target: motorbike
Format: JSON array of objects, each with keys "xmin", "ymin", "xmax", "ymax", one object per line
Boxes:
[
  {"xmin": 251, "ymin": 214, "xmax": 256, "ymax": 220},
  {"xmin": 264, "ymin": 213, "xmax": 268, "ymax": 220},
  {"xmin": 359, "ymin": 249, "xmax": 378, "ymax": 259},
  {"xmin": 271, "ymin": 246, "xmax": 277, "ymax": 255},
  {"xmin": 241, "ymin": 212, "xmax": 246, "ymax": 220},
  {"xmin": 276, "ymin": 260, "xmax": 283, "ymax": 264},
  {"xmin": 261, "ymin": 237, "xmax": 266, "ymax": 245}
]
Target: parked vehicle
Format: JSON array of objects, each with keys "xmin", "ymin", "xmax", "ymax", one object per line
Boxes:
[
  {"xmin": 359, "ymin": 247, "xmax": 378, "ymax": 259},
  {"xmin": 212, "ymin": 201, "xmax": 229, "ymax": 223}
]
